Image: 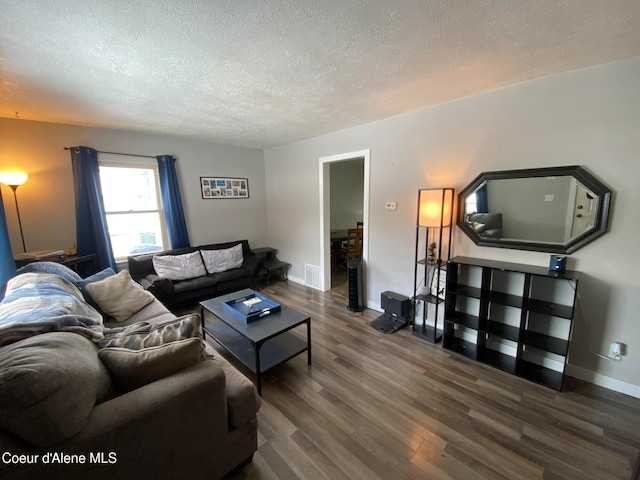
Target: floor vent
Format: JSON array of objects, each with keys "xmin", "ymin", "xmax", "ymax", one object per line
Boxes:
[{"xmin": 304, "ymin": 264, "xmax": 320, "ymax": 289}]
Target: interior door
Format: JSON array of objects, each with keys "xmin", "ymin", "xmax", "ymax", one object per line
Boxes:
[{"xmin": 570, "ymin": 184, "xmax": 596, "ymax": 237}]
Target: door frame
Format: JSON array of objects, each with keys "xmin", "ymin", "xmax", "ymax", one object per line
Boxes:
[{"xmin": 319, "ymin": 149, "xmax": 370, "ymax": 292}]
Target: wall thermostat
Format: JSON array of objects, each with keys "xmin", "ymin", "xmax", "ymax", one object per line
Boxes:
[{"xmin": 385, "ymin": 201, "xmax": 397, "ymax": 210}]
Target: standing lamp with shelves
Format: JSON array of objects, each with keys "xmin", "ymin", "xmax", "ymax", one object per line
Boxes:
[{"xmin": 412, "ymin": 188, "xmax": 454, "ymax": 343}]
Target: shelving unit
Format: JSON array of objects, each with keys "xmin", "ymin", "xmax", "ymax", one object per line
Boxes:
[
  {"xmin": 412, "ymin": 188, "xmax": 454, "ymax": 343},
  {"xmin": 443, "ymin": 256, "xmax": 578, "ymax": 390},
  {"xmin": 252, "ymin": 247, "xmax": 290, "ymax": 283}
]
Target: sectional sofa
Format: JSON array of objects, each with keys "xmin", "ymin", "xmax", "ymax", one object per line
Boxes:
[{"xmin": 0, "ymin": 263, "xmax": 260, "ymax": 479}]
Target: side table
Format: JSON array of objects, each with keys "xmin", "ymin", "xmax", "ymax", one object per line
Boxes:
[
  {"xmin": 61, "ymin": 254, "xmax": 99, "ymax": 276},
  {"xmin": 15, "ymin": 253, "xmax": 98, "ymax": 277},
  {"xmin": 252, "ymin": 247, "xmax": 290, "ymax": 284}
]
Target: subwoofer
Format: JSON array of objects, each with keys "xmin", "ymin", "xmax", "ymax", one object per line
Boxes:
[{"xmin": 347, "ymin": 257, "xmax": 365, "ymax": 312}]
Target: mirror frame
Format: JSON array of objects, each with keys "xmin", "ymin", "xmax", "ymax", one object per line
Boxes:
[{"xmin": 458, "ymin": 165, "xmax": 612, "ymax": 254}]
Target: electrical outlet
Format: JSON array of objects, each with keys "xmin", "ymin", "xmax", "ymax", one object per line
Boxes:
[
  {"xmin": 609, "ymin": 342, "xmax": 622, "ymax": 360},
  {"xmin": 385, "ymin": 201, "xmax": 397, "ymax": 211}
]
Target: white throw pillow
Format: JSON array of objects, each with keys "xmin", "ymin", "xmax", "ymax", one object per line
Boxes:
[
  {"xmin": 200, "ymin": 244, "xmax": 244, "ymax": 273},
  {"xmin": 152, "ymin": 252, "xmax": 206, "ymax": 281}
]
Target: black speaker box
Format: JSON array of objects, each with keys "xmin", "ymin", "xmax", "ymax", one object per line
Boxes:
[{"xmin": 381, "ymin": 291, "xmax": 410, "ymax": 320}]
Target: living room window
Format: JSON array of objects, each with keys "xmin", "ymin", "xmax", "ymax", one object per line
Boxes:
[
  {"xmin": 98, "ymin": 156, "xmax": 168, "ymax": 261},
  {"xmin": 465, "ymin": 192, "xmax": 478, "ymax": 214}
]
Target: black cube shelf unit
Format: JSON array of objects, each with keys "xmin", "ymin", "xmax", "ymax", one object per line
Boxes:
[{"xmin": 443, "ymin": 256, "xmax": 579, "ymax": 390}]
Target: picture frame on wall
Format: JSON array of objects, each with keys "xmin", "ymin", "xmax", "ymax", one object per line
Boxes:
[{"xmin": 200, "ymin": 177, "xmax": 249, "ymax": 199}]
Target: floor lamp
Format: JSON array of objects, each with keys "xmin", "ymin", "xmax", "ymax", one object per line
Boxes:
[
  {"xmin": 0, "ymin": 172, "xmax": 28, "ymax": 253},
  {"xmin": 412, "ymin": 188, "xmax": 454, "ymax": 343}
]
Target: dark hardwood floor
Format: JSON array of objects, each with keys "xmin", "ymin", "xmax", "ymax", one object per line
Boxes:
[
  {"xmin": 189, "ymin": 280, "xmax": 640, "ymax": 480},
  {"xmin": 330, "ymin": 263, "xmax": 348, "ymax": 296}
]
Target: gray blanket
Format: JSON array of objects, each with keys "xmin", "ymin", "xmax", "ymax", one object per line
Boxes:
[{"xmin": 0, "ymin": 272, "xmax": 104, "ymax": 346}]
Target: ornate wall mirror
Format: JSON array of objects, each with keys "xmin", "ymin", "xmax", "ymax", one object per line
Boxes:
[{"xmin": 458, "ymin": 166, "xmax": 612, "ymax": 253}]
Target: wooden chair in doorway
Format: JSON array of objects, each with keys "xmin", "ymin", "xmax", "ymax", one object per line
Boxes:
[{"xmin": 340, "ymin": 228, "xmax": 363, "ymax": 265}]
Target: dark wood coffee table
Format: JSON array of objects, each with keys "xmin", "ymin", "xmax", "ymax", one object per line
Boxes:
[{"xmin": 200, "ymin": 289, "xmax": 311, "ymax": 394}]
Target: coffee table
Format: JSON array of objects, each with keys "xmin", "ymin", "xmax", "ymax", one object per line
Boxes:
[{"xmin": 200, "ymin": 289, "xmax": 311, "ymax": 395}]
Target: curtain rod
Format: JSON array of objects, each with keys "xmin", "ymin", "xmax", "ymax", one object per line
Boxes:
[{"xmin": 63, "ymin": 147, "xmax": 160, "ymax": 160}]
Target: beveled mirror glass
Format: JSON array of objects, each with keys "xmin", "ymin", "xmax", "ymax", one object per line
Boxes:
[{"xmin": 458, "ymin": 166, "xmax": 612, "ymax": 253}]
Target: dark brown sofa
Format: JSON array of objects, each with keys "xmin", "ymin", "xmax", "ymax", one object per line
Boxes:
[{"xmin": 127, "ymin": 240, "xmax": 262, "ymax": 305}]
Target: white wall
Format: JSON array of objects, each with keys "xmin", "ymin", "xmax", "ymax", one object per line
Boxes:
[
  {"xmin": 487, "ymin": 176, "xmax": 572, "ymax": 242},
  {"xmin": 0, "ymin": 119, "xmax": 268, "ymax": 254},
  {"xmin": 265, "ymin": 57, "xmax": 640, "ymax": 393}
]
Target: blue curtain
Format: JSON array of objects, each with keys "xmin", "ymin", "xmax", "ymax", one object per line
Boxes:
[
  {"xmin": 476, "ymin": 183, "xmax": 489, "ymax": 213},
  {"xmin": 0, "ymin": 185, "xmax": 17, "ymax": 297},
  {"xmin": 157, "ymin": 155, "xmax": 190, "ymax": 249},
  {"xmin": 70, "ymin": 146, "xmax": 117, "ymax": 271}
]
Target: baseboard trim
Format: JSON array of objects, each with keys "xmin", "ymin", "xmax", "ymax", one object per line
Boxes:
[
  {"xmin": 566, "ymin": 364, "xmax": 640, "ymax": 399},
  {"xmin": 367, "ymin": 301, "xmax": 382, "ymax": 312},
  {"xmin": 288, "ymin": 275, "xmax": 323, "ymax": 290}
]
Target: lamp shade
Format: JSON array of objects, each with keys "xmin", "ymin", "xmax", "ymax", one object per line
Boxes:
[
  {"xmin": 418, "ymin": 188, "xmax": 453, "ymax": 227},
  {"xmin": 0, "ymin": 172, "xmax": 28, "ymax": 187}
]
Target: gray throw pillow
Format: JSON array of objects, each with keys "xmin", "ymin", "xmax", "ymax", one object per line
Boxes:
[
  {"xmin": 74, "ymin": 267, "xmax": 116, "ymax": 317},
  {"xmin": 98, "ymin": 338, "xmax": 204, "ymax": 393},
  {"xmin": 98, "ymin": 314, "xmax": 206, "ymax": 392},
  {"xmin": 0, "ymin": 332, "xmax": 112, "ymax": 447},
  {"xmin": 85, "ymin": 270, "xmax": 155, "ymax": 322}
]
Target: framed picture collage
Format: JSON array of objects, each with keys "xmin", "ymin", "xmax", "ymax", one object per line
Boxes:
[{"xmin": 200, "ymin": 177, "xmax": 249, "ymax": 199}]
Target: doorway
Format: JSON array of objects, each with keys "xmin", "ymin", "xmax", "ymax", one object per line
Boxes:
[
  {"xmin": 570, "ymin": 183, "xmax": 596, "ymax": 238},
  {"xmin": 329, "ymin": 159, "xmax": 365, "ymax": 295},
  {"xmin": 319, "ymin": 149, "xmax": 370, "ymax": 293}
]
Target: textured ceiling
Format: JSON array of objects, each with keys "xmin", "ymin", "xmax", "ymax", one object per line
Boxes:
[{"xmin": 1, "ymin": 1, "xmax": 640, "ymax": 149}]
